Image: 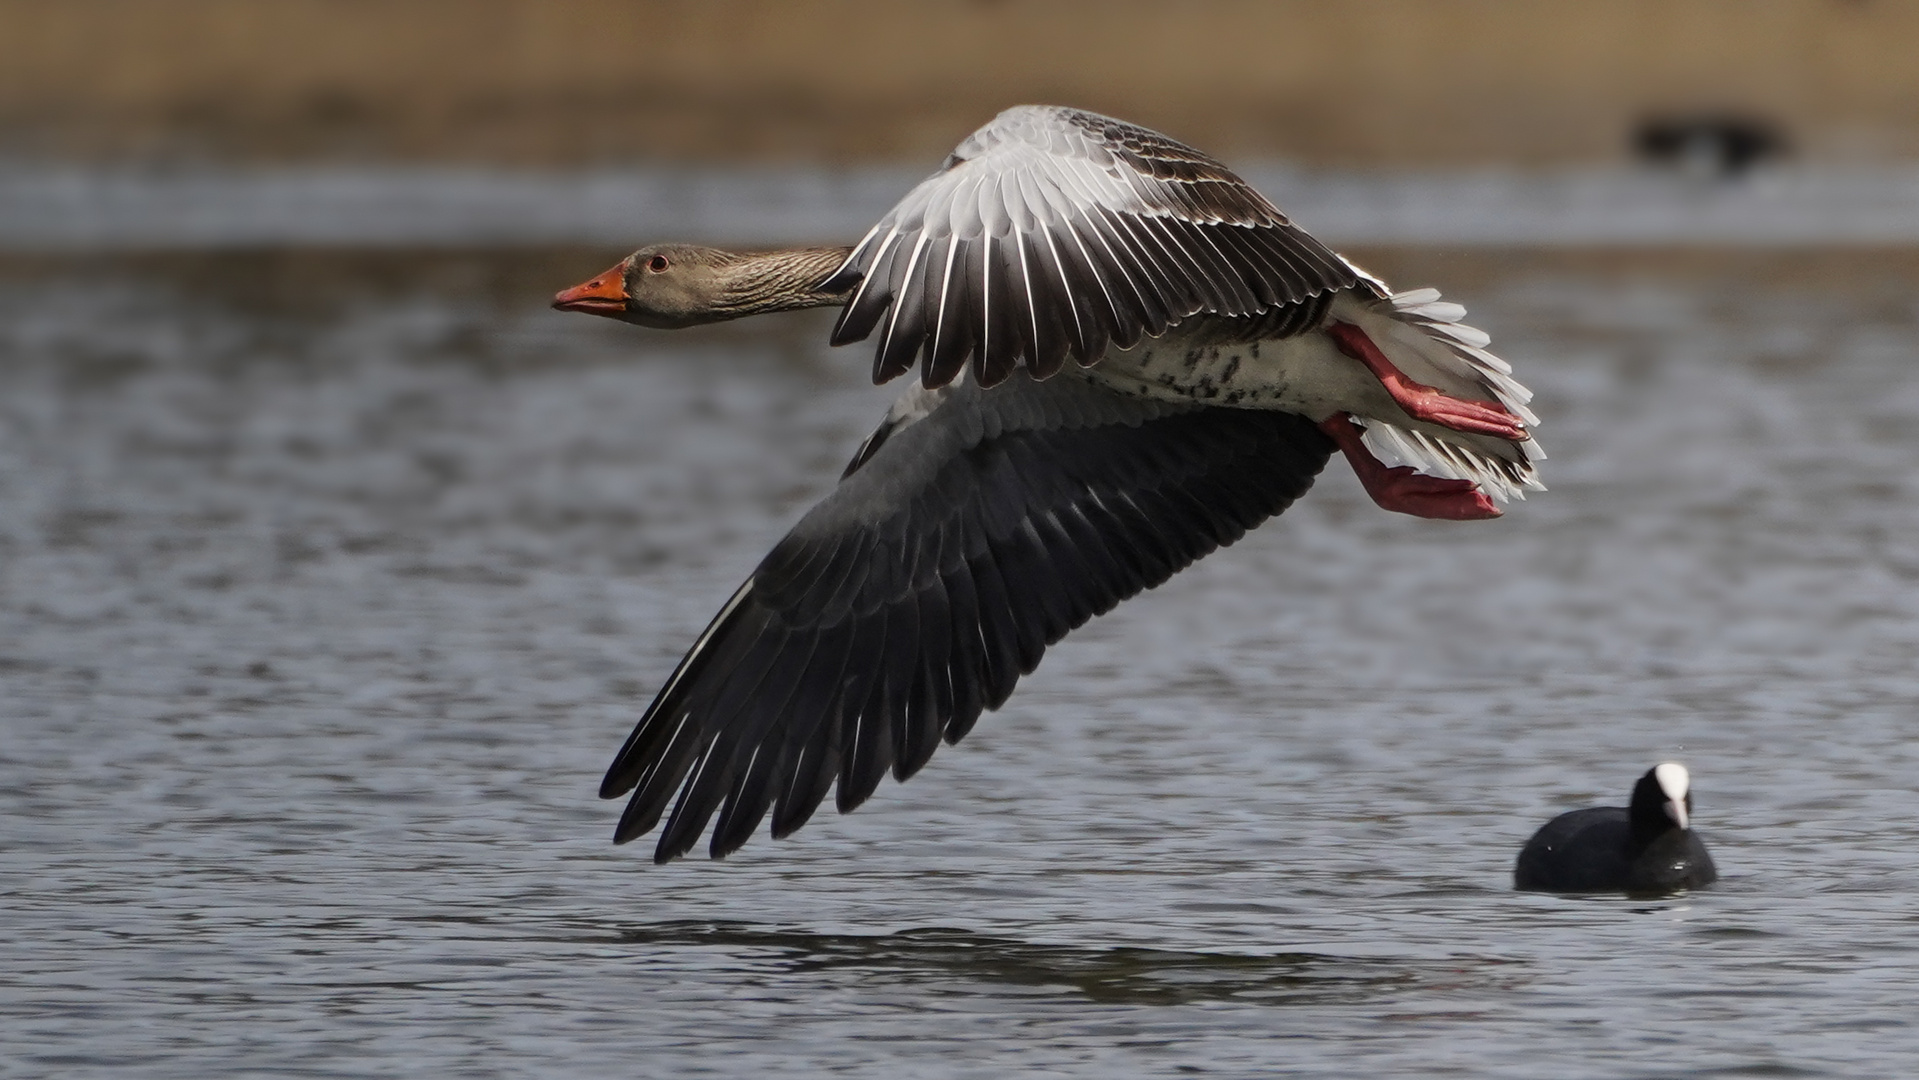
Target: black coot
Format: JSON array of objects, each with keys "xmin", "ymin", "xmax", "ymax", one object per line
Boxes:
[{"xmin": 1515, "ymin": 763, "xmax": 1718, "ymax": 893}]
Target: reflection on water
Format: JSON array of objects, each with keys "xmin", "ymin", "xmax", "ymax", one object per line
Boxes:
[
  {"xmin": 610, "ymin": 922, "xmax": 1493, "ymax": 1007},
  {"xmin": 5, "ymin": 246, "xmax": 1919, "ymax": 1077}
]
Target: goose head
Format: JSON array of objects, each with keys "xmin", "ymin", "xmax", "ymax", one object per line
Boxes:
[
  {"xmin": 554, "ymin": 244, "xmax": 856, "ymax": 329},
  {"xmin": 552, "ymin": 244, "xmax": 743, "ymax": 328}
]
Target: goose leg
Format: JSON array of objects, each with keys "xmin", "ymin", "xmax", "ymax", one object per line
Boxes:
[
  {"xmin": 1318, "ymin": 414, "xmax": 1501, "ymax": 521},
  {"xmin": 1326, "ymin": 322, "xmax": 1527, "ymax": 442}
]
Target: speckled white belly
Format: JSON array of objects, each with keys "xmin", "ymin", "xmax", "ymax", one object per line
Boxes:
[{"xmin": 1069, "ymin": 323, "xmax": 1398, "ymax": 422}]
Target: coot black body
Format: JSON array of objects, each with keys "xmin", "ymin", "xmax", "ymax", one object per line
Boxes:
[{"xmin": 1515, "ymin": 763, "xmax": 1717, "ymax": 894}]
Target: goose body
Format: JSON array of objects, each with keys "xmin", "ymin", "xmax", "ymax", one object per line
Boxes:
[{"xmin": 554, "ymin": 106, "xmax": 1545, "ymax": 861}]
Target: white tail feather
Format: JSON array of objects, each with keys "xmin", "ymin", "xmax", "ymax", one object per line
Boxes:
[{"xmin": 1342, "ymin": 286, "xmax": 1546, "ymax": 503}]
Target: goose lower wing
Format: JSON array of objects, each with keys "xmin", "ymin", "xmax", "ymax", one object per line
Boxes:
[{"xmin": 602, "ymin": 373, "xmax": 1334, "ymax": 861}]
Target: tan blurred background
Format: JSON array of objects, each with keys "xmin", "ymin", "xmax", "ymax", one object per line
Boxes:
[{"xmin": 4, "ymin": 0, "xmax": 1917, "ymax": 167}]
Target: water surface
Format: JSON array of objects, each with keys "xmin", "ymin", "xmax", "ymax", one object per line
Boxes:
[{"xmin": 4, "ymin": 247, "xmax": 1919, "ymax": 1077}]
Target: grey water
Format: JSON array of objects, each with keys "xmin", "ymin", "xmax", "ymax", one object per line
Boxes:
[{"xmin": 4, "ymin": 244, "xmax": 1919, "ymax": 1077}]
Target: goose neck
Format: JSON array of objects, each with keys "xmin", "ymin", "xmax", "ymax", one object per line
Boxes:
[{"xmin": 715, "ymin": 246, "xmax": 856, "ymax": 317}]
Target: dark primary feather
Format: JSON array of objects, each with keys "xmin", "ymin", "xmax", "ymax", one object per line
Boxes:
[
  {"xmin": 601, "ymin": 373, "xmax": 1334, "ymax": 861},
  {"xmin": 824, "ymin": 105, "xmax": 1367, "ymax": 390}
]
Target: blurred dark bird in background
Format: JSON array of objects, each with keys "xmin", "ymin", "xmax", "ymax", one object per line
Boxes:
[{"xmin": 1634, "ymin": 113, "xmax": 1788, "ymax": 178}]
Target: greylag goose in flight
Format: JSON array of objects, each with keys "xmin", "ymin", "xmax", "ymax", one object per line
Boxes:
[{"xmin": 553, "ymin": 105, "xmax": 1543, "ymax": 862}]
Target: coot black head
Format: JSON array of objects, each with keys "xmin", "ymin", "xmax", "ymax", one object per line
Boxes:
[
  {"xmin": 1630, "ymin": 761, "xmax": 1693, "ymax": 839},
  {"xmin": 1514, "ymin": 762, "xmax": 1718, "ymax": 894}
]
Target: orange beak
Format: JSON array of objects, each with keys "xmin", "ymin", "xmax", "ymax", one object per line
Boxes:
[{"xmin": 552, "ymin": 262, "xmax": 628, "ymax": 317}]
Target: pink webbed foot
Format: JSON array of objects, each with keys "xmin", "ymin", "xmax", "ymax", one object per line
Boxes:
[
  {"xmin": 1318, "ymin": 414, "xmax": 1501, "ymax": 521},
  {"xmin": 1325, "ymin": 321, "xmax": 1528, "ymax": 443}
]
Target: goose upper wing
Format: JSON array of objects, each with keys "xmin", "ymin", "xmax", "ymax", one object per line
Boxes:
[
  {"xmin": 601, "ymin": 373, "xmax": 1334, "ymax": 862},
  {"xmin": 822, "ymin": 105, "xmax": 1369, "ymax": 390}
]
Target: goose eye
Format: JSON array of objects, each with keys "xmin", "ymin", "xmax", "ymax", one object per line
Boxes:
[{"xmin": 647, "ymin": 254, "xmax": 669, "ymax": 273}]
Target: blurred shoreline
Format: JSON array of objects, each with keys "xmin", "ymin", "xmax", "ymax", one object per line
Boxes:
[{"xmin": 6, "ymin": 1, "xmax": 1919, "ymax": 168}]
